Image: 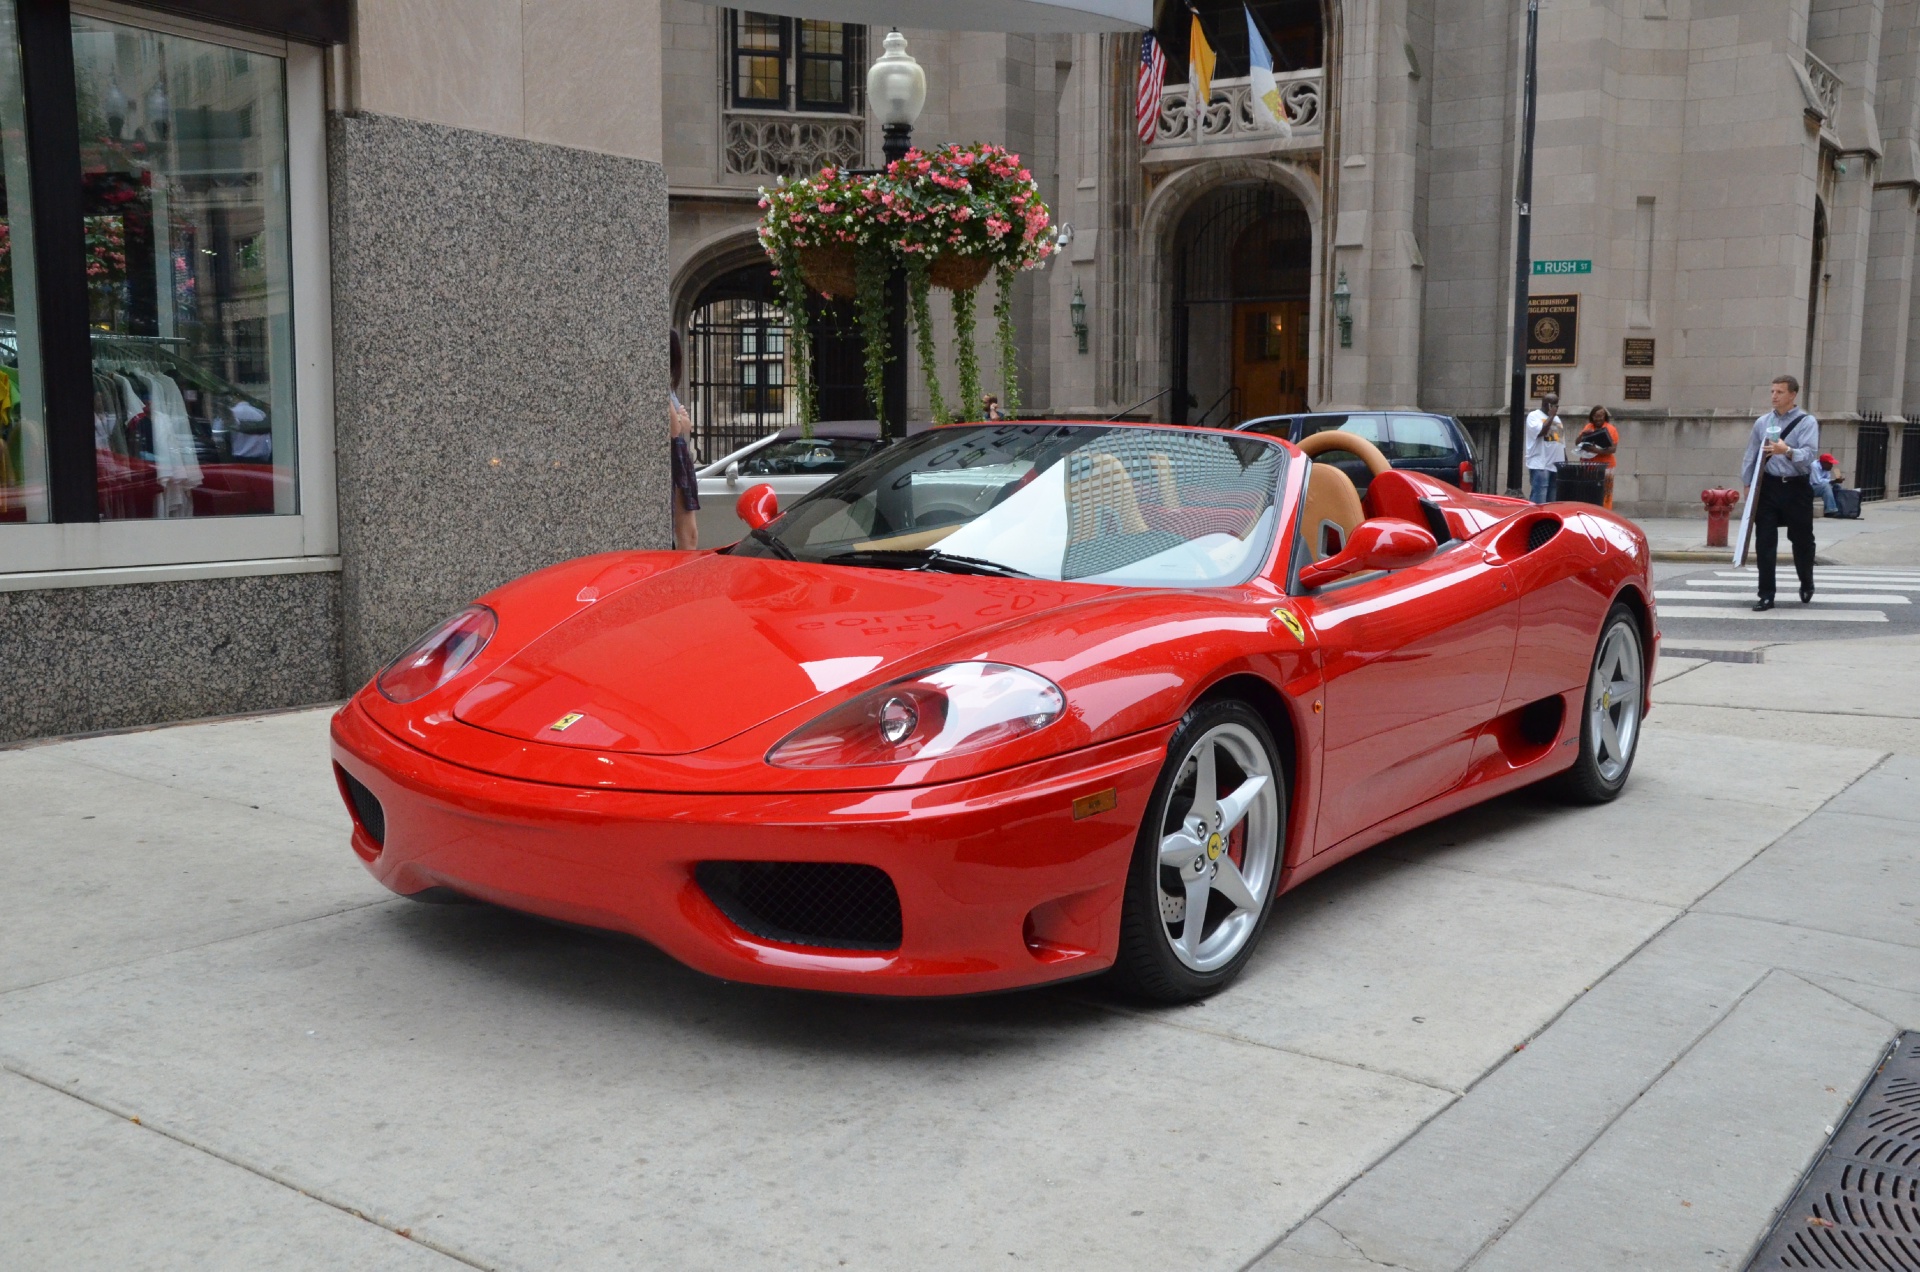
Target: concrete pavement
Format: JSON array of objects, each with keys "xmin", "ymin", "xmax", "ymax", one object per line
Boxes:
[{"xmin": 4, "ymin": 633, "xmax": 1920, "ymax": 1268}]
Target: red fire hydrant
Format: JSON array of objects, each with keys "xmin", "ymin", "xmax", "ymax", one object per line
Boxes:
[{"xmin": 1701, "ymin": 487, "xmax": 1740, "ymax": 547}]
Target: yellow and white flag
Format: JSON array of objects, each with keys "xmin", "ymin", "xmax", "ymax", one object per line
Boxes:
[
  {"xmin": 1189, "ymin": 12, "xmax": 1216, "ymax": 124},
  {"xmin": 1246, "ymin": 7, "xmax": 1292, "ymax": 136}
]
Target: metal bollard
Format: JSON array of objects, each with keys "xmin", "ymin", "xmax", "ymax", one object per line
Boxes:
[{"xmin": 1701, "ymin": 487, "xmax": 1740, "ymax": 547}]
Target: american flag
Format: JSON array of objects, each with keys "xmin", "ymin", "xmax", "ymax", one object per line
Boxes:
[{"xmin": 1136, "ymin": 32, "xmax": 1167, "ymax": 143}]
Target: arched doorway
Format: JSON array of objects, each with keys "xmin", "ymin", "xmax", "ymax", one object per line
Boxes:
[
  {"xmin": 1171, "ymin": 183, "xmax": 1312, "ymax": 426},
  {"xmin": 683, "ymin": 262, "xmax": 866, "ymax": 462}
]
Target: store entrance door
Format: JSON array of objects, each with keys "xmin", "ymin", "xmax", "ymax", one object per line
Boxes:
[{"xmin": 1233, "ymin": 300, "xmax": 1308, "ymax": 419}]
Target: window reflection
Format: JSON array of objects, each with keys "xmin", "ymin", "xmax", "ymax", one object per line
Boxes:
[
  {"xmin": 0, "ymin": 0, "xmax": 46, "ymax": 522},
  {"xmin": 73, "ymin": 16, "xmax": 296, "ymax": 520}
]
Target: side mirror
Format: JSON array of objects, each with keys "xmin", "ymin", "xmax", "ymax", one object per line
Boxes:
[
  {"xmin": 725, "ymin": 460, "xmax": 741, "ymax": 487},
  {"xmin": 737, "ymin": 482, "xmax": 779, "ymax": 531},
  {"xmin": 1298, "ymin": 517, "xmax": 1436, "ymax": 589}
]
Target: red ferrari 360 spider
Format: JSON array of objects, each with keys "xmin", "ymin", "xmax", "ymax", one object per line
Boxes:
[{"xmin": 331, "ymin": 423, "xmax": 1655, "ymax": 1001}]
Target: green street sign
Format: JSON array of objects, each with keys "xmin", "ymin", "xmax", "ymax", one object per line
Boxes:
[{"xmin": 1533, "ymin": 259, "xmax": 1592, "ymax": 275}]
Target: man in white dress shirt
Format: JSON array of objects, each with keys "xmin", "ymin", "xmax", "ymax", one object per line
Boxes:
[{"xmin": 1740, "ymin": 374, "xmax": 1820, "ymax": 610}]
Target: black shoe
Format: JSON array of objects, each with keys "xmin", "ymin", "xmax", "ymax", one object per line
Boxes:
[
  {"xmin": 1801, "ymin": 585, "xmax": 1814, "ymax": 604},
  {"xmin": 1753, "ymin": 598, "xmax": 1775, "ymax": 611}
]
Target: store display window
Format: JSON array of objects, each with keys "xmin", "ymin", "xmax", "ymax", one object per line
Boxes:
[
  {"xmin": 73, "ymin": 14, "xmax": 297, "ymax": 520},
  {"xmin": 0, "ymin": 0, "xmax": 46, "ymax": 523}
]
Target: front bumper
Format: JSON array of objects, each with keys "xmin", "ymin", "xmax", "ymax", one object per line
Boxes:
[{"xmin": 330, "ymin": 701, "xmax": 1170, "ymax": 995}]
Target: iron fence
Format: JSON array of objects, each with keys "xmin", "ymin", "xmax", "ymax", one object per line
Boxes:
[
  {"xmin": 1857, "ymin": 413, "xmax": 1890, "ymax": 502},
  {"xmin": 686, "ymin": 298, "xmax": 795, "ymax": 467},
  {"xmin": 1457, "ymin": 414, "xmax": 1504, "ymax": 492},
  {"xmin": 1900, "ymin": 420, "xmax": 1920, "ymax": 498}
]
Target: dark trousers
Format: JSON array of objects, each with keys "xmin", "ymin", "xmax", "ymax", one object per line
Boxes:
[{"xmin": 1755, "ymin": 474, "xmax": 1815, "ymax": 600}]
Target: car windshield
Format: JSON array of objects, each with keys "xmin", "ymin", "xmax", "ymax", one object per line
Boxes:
[
  {"xmin": 728, "ymin": 424, "xmax": 1289, "ymax": 587},
  {"xmin": 738, "ymin": 436, "xmax": 887, "ymax": 477}
]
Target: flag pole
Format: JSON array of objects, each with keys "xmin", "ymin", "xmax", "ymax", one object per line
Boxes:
[{"xmin": 1505, "ymin": 0, "xmax": 1540, "ymax": 497}]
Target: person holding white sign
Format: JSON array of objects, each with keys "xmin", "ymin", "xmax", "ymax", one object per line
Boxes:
[{"xmin": 1740, "ymin": 374, "xmax": 1819, "ymax": 610}]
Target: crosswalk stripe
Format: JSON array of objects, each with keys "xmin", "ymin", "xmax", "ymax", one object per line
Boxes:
[
  {"xmin": 1655, "ymin": 606, "xmax": 1888, "ymax": 622},
  {"xmin": 1683, "ymin": 579, "xmax": 1918, "ymax": 593},
  {"xmin": 1656, "ymin": 591, "xmax": 1907, "ymax": 605},
  {"xmin": 1709, "ymin": 570, "xmax": 1920, "ymax": 583}
]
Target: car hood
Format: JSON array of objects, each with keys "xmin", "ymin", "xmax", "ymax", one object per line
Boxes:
[{"xmin": 452, "ymin": 552, "xmax": 1096, "ymax": 754}]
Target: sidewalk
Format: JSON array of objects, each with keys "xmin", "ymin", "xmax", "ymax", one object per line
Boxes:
[
  {"xmin": 3, "ymin": 635, "xmax": 1919, "ymax": 1268},
  {"xmin": 1630, "ymin": 492, "xmax": 1920, "ymax": 564}
]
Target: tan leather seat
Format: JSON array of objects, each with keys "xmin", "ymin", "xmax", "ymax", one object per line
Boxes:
[
  {"xmin": 1303, "ymin": 461, "xmax": 1365, "ymax": 560},
  {"xmin": 1068, "ymin": 452, "xmax": 1149, "ymax": 543}
]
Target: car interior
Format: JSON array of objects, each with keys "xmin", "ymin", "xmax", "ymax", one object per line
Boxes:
[{"xmin": 1296, "ymin": 430, "xmax": 1455, "ymax": 564}]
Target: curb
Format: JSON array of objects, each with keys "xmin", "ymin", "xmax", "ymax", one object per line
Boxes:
[{"xmin": 1652, "ymin": 550, "xmax": 1841, "ymax": 565}]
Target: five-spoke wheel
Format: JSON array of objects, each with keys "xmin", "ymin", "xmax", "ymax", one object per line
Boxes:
[
  {"xmin": 1557, "ymin": 602, "xmax": 1644, "ymax": 803},
  {"xmin": 1114, "ymin": 700, "xmax": 1284, "ymax": 1001}
]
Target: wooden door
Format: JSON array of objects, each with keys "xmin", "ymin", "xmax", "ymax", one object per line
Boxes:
[{"xmin": 1233, "ymin": 301, "xmax": 1308, "ymax": 421}]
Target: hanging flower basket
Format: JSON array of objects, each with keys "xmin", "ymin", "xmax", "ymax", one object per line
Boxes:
[
  {"xmin": 797, "ymin": 244, "xmax": 859, "ymax": 297},
  {"xmin": 927, "ymin": 253, "xmax": 994, "ymax": 292},
  {"xmin": 756, "ymin": 146, "xmax": 1058, "ymax": 427}
]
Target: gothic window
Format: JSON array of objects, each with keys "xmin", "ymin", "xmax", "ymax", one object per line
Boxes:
[{"xmin": 729, "ymin": 12, "xmax": 863, "ymax": 113}]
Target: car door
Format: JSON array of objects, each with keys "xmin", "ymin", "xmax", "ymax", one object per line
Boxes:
[{"xmin": 1299, "ymin": 538, "xmax": 1519, "ymax": 853}]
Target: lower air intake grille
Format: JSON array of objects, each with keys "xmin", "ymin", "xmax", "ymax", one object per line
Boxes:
[
  {"xmin": 1527, "ymin": 517, "xmax": 1562, "ymax": 552},
  {"xmin": 1746, "ymin": 1031, "xmax": 1920, "ymax": 1269},
  {"xmin": 697, "ymin": 861, "xmax": 902, "ymax": 951},
  {"xmin": 335, "ymin": 765, "xmax": 386, "ymax": 846}
]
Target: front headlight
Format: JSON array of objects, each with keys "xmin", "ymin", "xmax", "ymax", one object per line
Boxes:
[
  {"xmin": 767, "ymin": 662, "xmax": 1066, "ymax": 769},
  {"xmin": 376, "ymin": 605, "xmax": 497, "ymax": 703}
]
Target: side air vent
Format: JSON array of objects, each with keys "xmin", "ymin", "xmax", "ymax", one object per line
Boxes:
[
  {"xmin": 335, "ymin": 764, "xmax": 386, "ymax": 846},
  {"xmin": 697, "ymin": 861, "xmax": 903, "ymax": 951},
  {"xmin": 1527, "ymin": 517, "xmax": 1561, "ymax": 553}
]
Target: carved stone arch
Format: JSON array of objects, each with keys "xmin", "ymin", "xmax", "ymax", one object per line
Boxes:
[
  {"xmin": 671, "ymin": 226, "xmax": 772, "ymax": 332},
  {"xmin": 1136, "ymin": 158, "xmax": 1324, "ymax": 419}
]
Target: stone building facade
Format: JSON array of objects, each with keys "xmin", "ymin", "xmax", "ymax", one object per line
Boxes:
[{"xmin": 665, "ymin": 0, "xmax": 1920, "ymax": 515}]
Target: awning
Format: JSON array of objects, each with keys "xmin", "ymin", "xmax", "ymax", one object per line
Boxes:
[{"xmin": 703, "ymin": 0, "xmax": 1149, "ymax": 33}]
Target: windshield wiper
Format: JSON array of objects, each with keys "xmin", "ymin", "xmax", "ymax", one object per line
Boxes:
[
  {"xmin": 744, "ymin": 526, "xmax": 795, "ymax": 560},
  {"xmin": 818, "ymin": 548, "xmax": 1034, "ymax": 578}
]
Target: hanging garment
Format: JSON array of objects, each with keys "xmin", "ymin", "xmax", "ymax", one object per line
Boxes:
[{"xmin": 141, "ymin": 370, "xmax": 202, "ymax": 517}]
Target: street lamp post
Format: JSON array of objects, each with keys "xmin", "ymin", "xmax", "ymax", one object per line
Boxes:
[
  {"xmin": 1504, "ymin": 0, "xmax": 1541, "ymax": 496},
  {"xmin": 867, "ymin": 30, "xmax": 926, "ymax": 439}
]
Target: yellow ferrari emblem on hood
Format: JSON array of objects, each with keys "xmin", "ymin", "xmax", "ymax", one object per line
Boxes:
[
  {"xmin": 550, "ymin": 712, "xmax": 586, "ymax": 732},
  {"xmin": 1271, "ymin": 607, "xmax": 1307, "ymax": 644}
]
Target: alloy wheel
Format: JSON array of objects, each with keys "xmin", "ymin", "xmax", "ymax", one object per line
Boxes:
[
  {"xmin": 1155, "ymin": 722, "xmax": 1280, "ymax": 972},
  {"xmin": 1588, "ymin": 620, "xmax": 1643, "ymax": 784}
]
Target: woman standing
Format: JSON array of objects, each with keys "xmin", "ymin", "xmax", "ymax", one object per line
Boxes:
[
  {"xmin": 669, "ymin": 331, "xmax": 699, "ymax": 550},
  {"xmin": 1573, "ymin": 405, "xmax": 1620, "ymax": 509}
]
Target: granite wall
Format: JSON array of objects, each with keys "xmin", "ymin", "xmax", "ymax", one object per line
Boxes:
[
  {"xmin": 329, "ymin": 112, "xmax": 672, "ymax": 687},
  {"xmin": 0, "ymin": 572, "xmax": 342, "ymax": 745}
]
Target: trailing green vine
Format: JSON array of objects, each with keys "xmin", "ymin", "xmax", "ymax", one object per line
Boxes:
[
  {"xmin": 907, "ymin": 261, "xmax": 948, "ymax": 424},
  {"xmin": 772, "ymin": 248, "xmax": 817, "ymax": 433},
  {"xmin": 993, "ymin": 264, "xmax": 1020, "ymax": 417},
  {"xmin": 854, "ymin": 251, "xmax": 891, "ymax": 428},
  {"xmin": 952, "ymin": 286, "xmax": 981, "ymax": 422}
]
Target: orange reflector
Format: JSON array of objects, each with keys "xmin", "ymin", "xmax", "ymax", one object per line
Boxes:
[{"xmin": 1071, "ymin": 788, "xmax": 1118, "ymax": 820}]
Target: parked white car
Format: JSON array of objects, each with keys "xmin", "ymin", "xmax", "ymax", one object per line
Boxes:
[{"xmin": 693, "ymin": 423, "xmax": 892, "ymax": 546}]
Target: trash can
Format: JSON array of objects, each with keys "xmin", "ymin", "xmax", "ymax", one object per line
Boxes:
[{"xmin": 1554, "ymin": 461, "xmax": 1609, "ymax": 506}]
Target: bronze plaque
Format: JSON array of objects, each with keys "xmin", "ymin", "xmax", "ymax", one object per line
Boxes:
[
  {"xmin": 1624, "ymin": 375, "xmax": 1652, "ymax": 401},
  {"xmin": 1624, "ymin": 337, "xmax": 1655, "ymax": 368},
  {"xmin": 1527, "ymin": 294, "xmax": 1579, "ymax": 366},
  {"xmin": 1529, "ymin": 372, "xmax": 1561, "ymax": 399}
]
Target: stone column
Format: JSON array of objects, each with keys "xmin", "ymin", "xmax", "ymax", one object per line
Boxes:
[{"xmin": 330, "ymin": 0, "xmax": 670, "ymax": 686}]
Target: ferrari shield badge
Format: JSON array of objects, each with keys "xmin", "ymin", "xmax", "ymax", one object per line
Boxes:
[
  {"xmin": 549, "ymin": 712, "xmax": 586, "ymax": 732},
  {"xmin": 1271, "ymin": 606, "xmax": 1307, "ymax": 645}
]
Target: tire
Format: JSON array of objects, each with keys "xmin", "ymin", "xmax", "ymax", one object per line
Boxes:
[
  {"xmin": 1111, "ymin": 699, "xmax": 1286, "ymax": 1003},
  {"xmin": 1553, "ymin": 602, "xmax": 1644, "ymax": 805}
]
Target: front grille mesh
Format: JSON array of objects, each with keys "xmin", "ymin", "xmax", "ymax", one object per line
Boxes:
[
  {"xmin": 336, "ymin": 765, "xmax": 386, "ymax": 846},
  {"xmin": 697, "ymin": 861, "xmax": 902, "ymax": 951}
]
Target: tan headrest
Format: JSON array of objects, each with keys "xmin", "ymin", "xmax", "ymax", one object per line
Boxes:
[{"xmin": 1303, "ymin": 462, "xmax": 1365, "ymax": 560}]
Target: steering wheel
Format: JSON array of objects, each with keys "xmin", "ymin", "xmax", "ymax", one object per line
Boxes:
[{"xmin": 1297, "ymin": 430, "xmax": 1392, "ymax": 477}]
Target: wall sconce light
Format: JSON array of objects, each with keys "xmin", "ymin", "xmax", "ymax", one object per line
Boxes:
[
  {"xmin": 1070, "ymin": 281, "xmax": 1088, "ymax": 354},
  {"xmin": 1332, "ymin": 270, "xmax": 1352, "ymax": 348}
]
